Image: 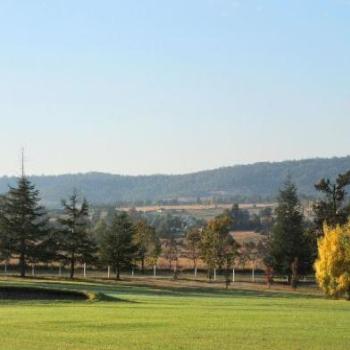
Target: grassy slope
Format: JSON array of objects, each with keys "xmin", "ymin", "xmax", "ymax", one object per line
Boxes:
[{"xmin": 0, "ymin": 278, "xmax": 349, "ymax": 350}]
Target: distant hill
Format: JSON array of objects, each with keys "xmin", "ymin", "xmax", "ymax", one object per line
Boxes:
[{"xmin": 1, "ymin": 156, "xmax": 350, "ymax": 208}]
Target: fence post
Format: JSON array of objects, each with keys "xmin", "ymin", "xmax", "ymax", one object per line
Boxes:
[
  {"xmin": 83, "ymin": 263, "xmax": 87, "ymax": 278},
  {"xmin": 232, "ymin": 268, "xmax": 235, "ymax": 283},
  {"xmin": 131, "ymin": 268, "xmax": 134, "ymax": 277},
  {"xmin": 107, "ymin": 266, "xmax": 111, "ymax": 279},
  {"xmin": 252, "ymin": 267, "xmax": 255, "ymax": 282},
  {"xmin": 153, "ymin": 265, "xmax": 157, "ymax": 277},
  {"xmin": 194, "ymin": 266, "xmax": 197, "ymax": 278},
  {"xmin": 214, "ymin": 268, "xmax": 217, "ymax": 281}
]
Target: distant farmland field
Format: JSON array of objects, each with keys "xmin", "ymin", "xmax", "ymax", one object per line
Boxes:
[
  {"xmin": 120, "ymin": 203, "xmax": 275, "ymax": 212},
  {"xmin": 121, "ymin": 203, "xmax": 276, "ymax": 220}
]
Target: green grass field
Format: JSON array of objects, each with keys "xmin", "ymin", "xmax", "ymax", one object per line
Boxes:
[{"xmin": 0, "ymin": 278, "xmax": 349, "ymax": 350}]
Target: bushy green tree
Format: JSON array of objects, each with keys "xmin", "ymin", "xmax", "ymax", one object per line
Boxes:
[
  {"xmin": 134, "ymin": 219, "xmax": 160, "ymax": 273},
  {"xmin": 151, "ymin": 213, "xmax": 186, "ymax": 237},
  {"xmin": 99, "ymin": 212, "xmax": 136, "ymax": 280},
  {"xmin": 200, "ymin": 212, "xmax": 239, "ymax": 280},
  {"xmin": 231, "ymin": 204, "xmax": 249, "ymax": 228}
]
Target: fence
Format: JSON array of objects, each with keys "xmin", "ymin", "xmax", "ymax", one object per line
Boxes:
[{"xmin": 0, "ymin": 263, "xmax": 316, "ymax": 285}]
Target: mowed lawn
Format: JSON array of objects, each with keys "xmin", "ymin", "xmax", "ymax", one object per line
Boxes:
[{"xmin": 0, "ymin": 278, "xmax": 349, "ymax": 350}]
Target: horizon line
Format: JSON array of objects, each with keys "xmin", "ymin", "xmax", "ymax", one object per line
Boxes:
[{"xmin": 0, "ymin": 154, "xmax": 349, "ymax": 179}]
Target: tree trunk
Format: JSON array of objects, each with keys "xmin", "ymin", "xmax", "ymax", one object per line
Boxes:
[
  {"xmin": 265, "ymin": 266, "xmax": 273, "ymax": 287},
  {"xmin": 19, "ymin": 252, "xmax": 26, "ymax": 278},
  {"xmin": 70, "ymin": 253, "xmax": 75, "ymax": 279},
  {"xmin": 141, "ymin": 258, "xmax": 145, "ymax": 274},
  {"xmin": 208, "ymin": 267, "xmax": 213, "ymax": 281},
  {"xmin": 173, "ymin": 260, "xmax": 178, "ymax": 280},
  {"xmin": 116, "ymin": 262, "xmax": 120, "ymax": 280},
  {"xmin": 291, "ymin": 257, "xmax": 299, "ymax": 289},
  {"xmin": 19, "ymin": 237, "xmax": 26, "ymax": 278},
  {"xmin": 225, "ymin": 267, "xmax": 231, "ymax": 289}
]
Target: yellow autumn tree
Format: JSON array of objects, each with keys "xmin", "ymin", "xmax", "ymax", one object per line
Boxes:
[{"xmin": 315, "ymin": 223, "xmax": 350, "ymax": 299}]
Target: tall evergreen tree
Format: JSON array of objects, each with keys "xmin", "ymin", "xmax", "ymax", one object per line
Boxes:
[
  {"xmin": 0, "ymin": 177, "xmax": 50, "ymax": 277},
  {"xmin": 269, "ymin": 179, "xmax": 308, "ymax": 287},
  {"xmin": 99, "ymin": 212, "xmax": 136, "ymax": 280},
  {"xmin": 313, "ymin": 171, "xmax": 350, "ymax": 233},
  {"xmin": 57, "ymin": 190, "xmax": 96, "ymax": 279}
]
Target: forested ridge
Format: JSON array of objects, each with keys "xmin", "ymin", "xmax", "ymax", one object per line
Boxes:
[{"xmin": 0, "ymin": 156, "xmax": 350, "ymax": 207}]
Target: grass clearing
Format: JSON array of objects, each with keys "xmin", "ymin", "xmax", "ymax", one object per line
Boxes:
[{"xmin": 0, "ymin": 277, "xmax": 349, "ymax": 350}]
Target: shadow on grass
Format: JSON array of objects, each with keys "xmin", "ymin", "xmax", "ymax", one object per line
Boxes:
[
  {"xmin": 0, "ymin": 276, "xmax": 323, "ymax": 301},
  {"xmin": 116, "ymin": 283, "xmax": 323, "ymax": 300},
  {"xmin": 0, "ymin": 282, "xmax": 129, "ymax": 305}
]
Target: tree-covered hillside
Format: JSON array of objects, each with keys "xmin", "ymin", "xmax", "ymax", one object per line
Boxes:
[{"xmin": 0, "ymin": 157, "xmax": 350, "ymax": 207}]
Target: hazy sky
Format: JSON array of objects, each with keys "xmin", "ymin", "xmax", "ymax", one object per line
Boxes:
[{"xmin": 0, "ymin": 0, "xmax": 349, "ymax": 176}]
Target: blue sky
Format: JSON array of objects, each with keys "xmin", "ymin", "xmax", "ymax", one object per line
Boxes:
[{"xmin": 0, "ymin": 0, "xmax": 349, "ymax": 176}]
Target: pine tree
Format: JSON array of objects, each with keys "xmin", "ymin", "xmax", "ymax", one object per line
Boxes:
[
  {"xmin": 269, "ymin": 179, "xmax": 308, "ymax": 287},
  {"xmin": 99, "ymin": 212, "xmax": 136, "ymax": 280},
  {"xmin": 57, "ymin": 190, "xmax": 96, "ymax": 279},
  {"xmin": 313, "ymin": 171, "xmax": 350, "ymax": 232},
  {"xmin": 0, "ymin": 177, "xmax": 50, "ymax": 277}
]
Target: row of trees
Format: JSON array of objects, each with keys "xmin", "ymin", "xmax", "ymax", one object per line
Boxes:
[
  {"xmin": 0, "ymin": 175, "xmax": 166, "ymax": 280},
  {"xmin": 0, "ymin": 174, "xmax": 261, "ymax": 281},
  {"xmin": 266, "ymin": 171, "xmax": 350, "ymax": 295},
  {"xmin": 96, "ymin": 213, "xmax": 161, "ymax": 279},
  {"xmin": 1, "ymin": 170, "xmax": 350, "ymax": 298},
  {"xmin": 0, "ymin": 177, "xmax": 96, "ymax": 278}
]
